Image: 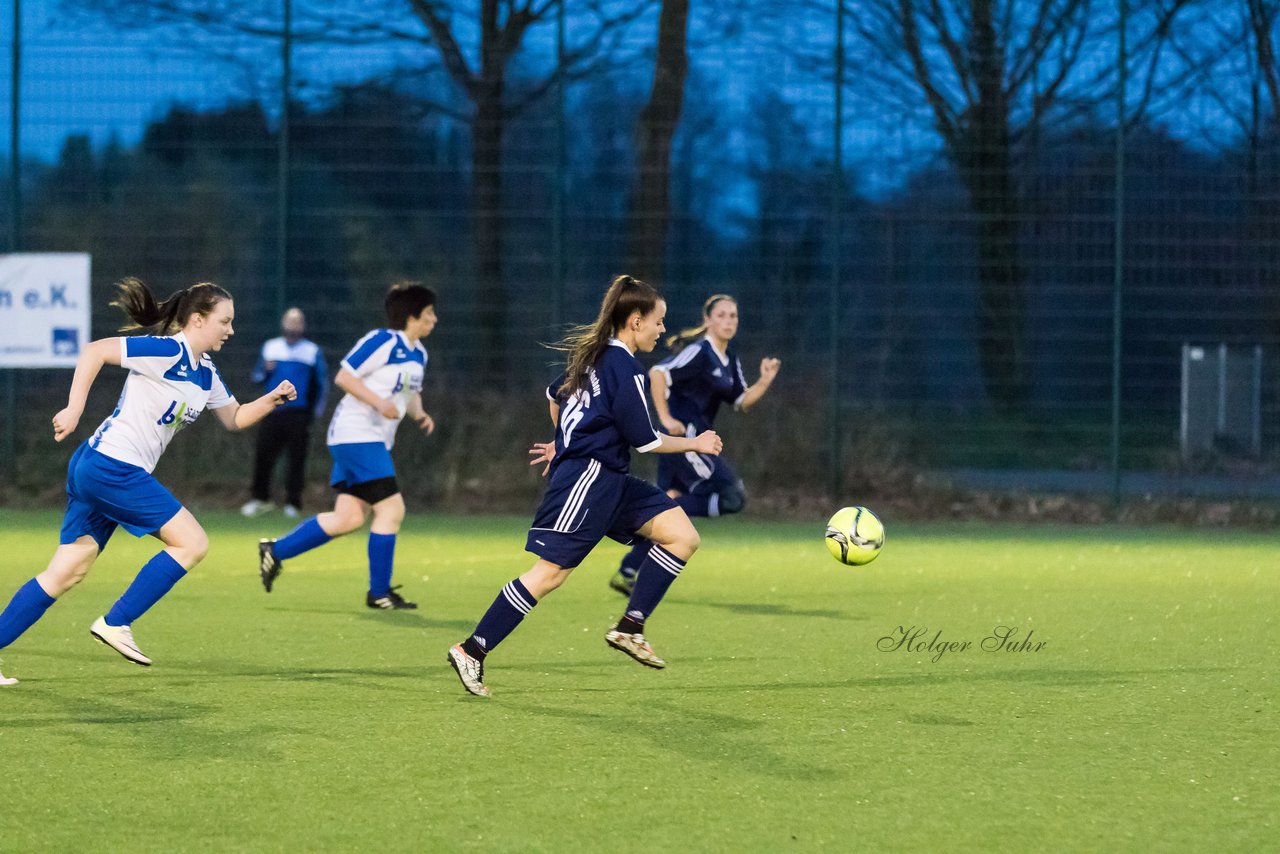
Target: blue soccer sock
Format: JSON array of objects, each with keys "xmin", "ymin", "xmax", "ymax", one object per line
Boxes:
[
  {"xmin": 273, "ymin": 517, "xmax": 332, "ymax": 561},
  {"xmin": 0, "ymin": 578, "xmax": 58, "ymax": 649},
  {"xmin": 617, "ymin": 540, "xmax": 650, "ymax": 580},
  {"xmin": 368, "ymin": 533, "xmax": 396, "ymax": 597},
  {"xmin": 623, "ymin": 544, "xmax": 687, "ymax": 625},
  {"xmin": 464, "ymin": 579, "xmax": 538, "ymax": 659},
  {"xmin": 104, "ymin": 551, "xmax": 187, "ymax": 627}
]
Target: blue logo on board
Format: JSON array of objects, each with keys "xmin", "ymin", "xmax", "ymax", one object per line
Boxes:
[{"xmin": 52, "ymin": 328, "xmax": 79, "ymax": 356}]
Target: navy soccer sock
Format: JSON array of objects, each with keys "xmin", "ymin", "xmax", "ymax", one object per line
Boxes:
[
  {"xmin": 0, "ymin": 578, "xmax": 58, "ymax": 649},
  {"xmin": 617, "ymin": 540, "xmax": 650, "ymax": 580},
  {"xmin": 104, "ymin": 551, "xmax": 187, "ymax": 627},
  {"xmin": 273, "ymin": 517, "xmax": 332, "ymax": 561},
  {"xmin": 675, "ymin": 493, "xmax": 712, "ymax": 518},
  {"xmin": 465, "ymin": 578, "xmax": 538, "ymax": 660},
  {"xmin": 622, "ymin": 544, "xmax": 687, "ymax": 626},
  {"xmin": 368, "ymin": 533, "xmax": 395, "ymax": 597}
]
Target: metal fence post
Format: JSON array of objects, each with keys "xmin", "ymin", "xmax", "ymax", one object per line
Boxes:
[
  {"xmin": 1110, "ymin": 0, "xmax": 1127, "ymax": 504},
  {"xmin": 551, "ymin": 0, "xmax": 566, "ymax": 334},
  {"xmin": 276, "ymin": 0, "xmax": 292, "ymax": 318},
  {"xmin": 828, "ymin": 0, "xmax": 845, "ymax": 501},
  {"xmin": 5, "ymin": 0, "xmax": 22, "ymax": 485}
]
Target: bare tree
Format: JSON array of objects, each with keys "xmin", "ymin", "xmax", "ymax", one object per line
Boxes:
[
  {"xmin": 751, "ymin": 0, "xmax": 1193, "ymax": 409},
  {"xmin": 65, "ymin": 0, "xmax": 652, "ymax": 372},
  {"xmin": 624, "ymin": 0, "xmax": 689, "ymax": 282}
]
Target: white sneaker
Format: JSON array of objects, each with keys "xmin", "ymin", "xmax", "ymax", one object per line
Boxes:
[
  {"xmin": 605, "ymin": 627, "xmax": 666, "ymax": 669},
  {"xmin": 90, "ymin": 617, "xmax": 152, "ymax": 666},
  {"xmin": 283, "ymin": 504, "xmax": 301, "ymax": 519},
  {"xmin": 0, "ymin": 663, "xmax": 17, "ymax": 686},
  {"xmin": 446, "ymin": 644, "xmax": 490, "ymax": 697},
  {"xmin": 240, "ymin": 499, "xmax": 273, "ymax": 518}
]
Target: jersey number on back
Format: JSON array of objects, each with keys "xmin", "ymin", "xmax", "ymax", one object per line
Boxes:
[{"xmin": 560, "ymin": 389, "xmax": 592, "ymax": 447}]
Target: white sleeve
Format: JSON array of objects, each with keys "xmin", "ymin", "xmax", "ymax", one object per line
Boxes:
[
  {"xmin": 207, "ymin": 362, "xmax": 236, "ymax": 409},
  {"xmin": 341, "ymin": 330, "xmax": 395, "ymax": 378},
  {"xmin": 119, "ymin": 336, "xmax": 182, "ymax": 381}
]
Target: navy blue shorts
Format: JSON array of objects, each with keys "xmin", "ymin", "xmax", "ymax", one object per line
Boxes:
[
  {"xmin": 657, "ymin": 451, "xmax": 741, "ymax": 496},
  {"xmin": 60, "ymin": 442, "xmax": 184, "ymax": 551},
  {"xmin": 526, "ymin": 458, "xmax": 677, "ymax": 569}
]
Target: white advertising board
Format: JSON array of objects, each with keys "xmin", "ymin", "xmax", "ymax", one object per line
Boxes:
[{"xmin": 0, "ymin": 253, "xmax": 92, "ymax": 368}]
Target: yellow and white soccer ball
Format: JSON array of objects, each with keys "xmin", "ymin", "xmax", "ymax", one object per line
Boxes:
[{"xmin": 824, "ymin": 506, "xmax": 884, "ymax": 566}]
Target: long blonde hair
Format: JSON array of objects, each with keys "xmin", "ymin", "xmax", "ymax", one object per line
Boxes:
[
  {"xmin": 664, "ymin": 293, "xmax": 736, "ymax": 350},
  {"xmin": 554, "ymin": 274, "xmax": 662, "ymax": 396}
]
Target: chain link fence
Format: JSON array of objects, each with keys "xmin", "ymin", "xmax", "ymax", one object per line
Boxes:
[{"xmin": 3, "ymin": 0, "xmax": 1278, "ymax": 513}]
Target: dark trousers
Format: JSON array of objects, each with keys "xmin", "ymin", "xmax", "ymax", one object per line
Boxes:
[{"xmin": 251, "ymin": 409, "xmax": 312, "ymax": 507}]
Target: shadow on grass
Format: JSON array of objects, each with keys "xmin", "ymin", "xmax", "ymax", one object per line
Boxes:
[
  {"xmin": 503, "ymin": 695, "xmax": 836, "ymax": 781},
  {"xmin": 681, "ymin": 599, "xmax": 859, "ymax": 620},
  {"xmin": 258, "ymin": 604, "xmax": 473, "ymax": 631}
]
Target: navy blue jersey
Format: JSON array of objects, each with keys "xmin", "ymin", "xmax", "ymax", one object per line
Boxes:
[
  {"xmin": 546, "ymin": 341, "xmax": 662, "ymax": 474},
  {"xmin": 655, "ymin": 337, "xmax": 748, "ymax": 433}
]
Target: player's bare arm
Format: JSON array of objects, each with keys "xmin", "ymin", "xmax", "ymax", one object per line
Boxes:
[
  {"xmin": 648, "ymin": 366, "xmax": 686, "ymax": 435},
  {"xmin": 214, "ymin": 381, "xmax": 298, "ymax": 431},
  {"xmin": 335, "ymin": 366, "xmax": 399, "ymax": 419},
  {"xmin": 737, "ymin": 357, "xmax": 780, "ymax": 412},
  {"xmin": 406, "ymin": 392, "xmax": 435, "ymax": 434},
  {"xmin": 52, "ymin": 338, "xmax": 123, "ymax": 442}
]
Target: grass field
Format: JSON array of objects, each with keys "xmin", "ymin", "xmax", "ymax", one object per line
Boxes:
[{"xmin": 0, "ymin": 508, "xmax": 1275, "ymax": 851}]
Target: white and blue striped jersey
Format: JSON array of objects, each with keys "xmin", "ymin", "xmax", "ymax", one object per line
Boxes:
[
  {"xmin": 654, "ymin": 336, "xmax": 748, "ymax": 433},
  {"xmin": 252, "ymin": 336, "xmax": 328, "ymax": 418},
  {"xmin": 89, "ymin": 332, "xmax": 236, "ymax": 473},
  {"xmin": 327, "ymin": 329, "xmax": 426, "ymax": 449},
  {"xmin": 546, "ymin": 340, "xmax": 662, "ymax": 475}
]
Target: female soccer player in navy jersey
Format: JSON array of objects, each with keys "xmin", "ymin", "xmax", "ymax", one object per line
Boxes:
[
  {"xmin": 257, "ymin": 283, "xmax": 437, "ymax": 610},
  {"xmin": 609, "ymin": 293, "xmax": 780, "ymax": 595},
  {"xmin": 0, "ymin": 278, "xmax": 297, "ymax": 685},
  {"xmin": 446, "ymin": 274, "xmax": 723, "ymax": 697}
]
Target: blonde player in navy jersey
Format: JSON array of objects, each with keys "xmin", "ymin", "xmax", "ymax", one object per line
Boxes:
[
  {"xmin": 257, "ymin": 283, "xmax": 437, "ymax": 610},
  {"xmin": 609, "ymin": 293, "xmax": 780, "ymax": 594},
  {"xmin": 0, "ymin": 278, "xmax": 297, "ymax": 685},
  {"xmin": 446, "ymin": 274, "xmax": 722, "ymax": 698}
]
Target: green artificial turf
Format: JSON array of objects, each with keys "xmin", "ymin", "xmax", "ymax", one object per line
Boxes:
[{"xmin": 0, "ymin": 509, "xmax": 1275, "ymax": 851}]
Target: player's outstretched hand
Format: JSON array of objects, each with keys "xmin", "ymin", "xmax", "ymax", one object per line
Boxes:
[
  {"xmin": 694, "ymin": 430, "xmax": 723, "ymax": 456},
  {"xmin": 377, "ymin": 398, "xmax": 400, "ymax": 420},
  {"xmin": 759, "ymin": 357, "xmax": 781, "ymax": 383},
  {"xmin": 416, "ymin": 412, "xmax": 435, "ymax": 434},
  {"xmin": 529, "ymin": 441, "xmax": 555, "ymax": 477},
  {"xmin": 271, "ymin": 381, "xmax": 298, "ymax": 405},
  {"xmin": 660, "ymin": 414, "xmax": 686, "ymax": 436},
  {"xmin": 52, "ymin": 407, "xmax": 81, "ymax": 443}
]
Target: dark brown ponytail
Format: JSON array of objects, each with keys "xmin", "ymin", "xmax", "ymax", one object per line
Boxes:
[
  {"xmin": 111, "ymin": 278, "xmax": 232, "ymax": 335},
  {"xmin": 554, "ymin": 274, "xmax": 661, "ymax": 396}
]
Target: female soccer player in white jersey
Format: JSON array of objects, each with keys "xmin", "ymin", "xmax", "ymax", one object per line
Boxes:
[
  {"xmin": 257, "ymin": 283, "xmax": 437, "ymax": 610},
  {"xmin": 609, "ymin": 293, "xmax": 780, "ymax": 595},
  {"xmin": 446, "ymin": 274, "xmax": 723, "ymax": 697},
  {"xmin": 0, "ymin": 278, "xmax": 297, "ymax": 685}
]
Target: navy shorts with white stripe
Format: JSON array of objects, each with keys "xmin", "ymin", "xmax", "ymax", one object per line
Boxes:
[{"xmin": 526, "ymin": 457, "xmax": 677, "ymax": 569}]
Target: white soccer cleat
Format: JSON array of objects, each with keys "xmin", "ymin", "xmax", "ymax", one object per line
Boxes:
[
  {"xmin": 90, "ymin": 617, "xmax": 152, "ymax": 666},
  {"xmin": 605, "ymin": 628, "xmax": 666, "ymax": 669},
  {"xmin": 283, "ymin": 504, "xmax": 301, "ymax": 519},
  {"xmin": 0, "ymin": 663, "xmax": 17, "ymax": 686},
  {"xmin": 446, "ymin": 643, "xmax": 490, "ymax": 697}
]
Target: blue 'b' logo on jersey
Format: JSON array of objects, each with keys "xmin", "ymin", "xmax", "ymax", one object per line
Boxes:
[{"xmin": 157, "ymin": 400, "xmax": 188, "ymax": 429}]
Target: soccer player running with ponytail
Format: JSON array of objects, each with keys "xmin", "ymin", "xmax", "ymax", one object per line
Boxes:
[
  {"xmin": 610, "ymin": 294, "xmax": 780, "ymax": 595},
  {"xmin": 447, "ymin": 274, "xmax": 722, "ymax": 698},
  {"xmin": 0, "ymin": 279, "xmax": 296, "ymax": 685}
]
